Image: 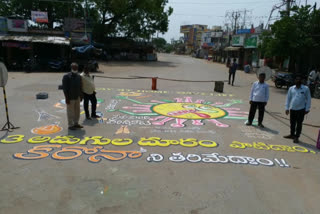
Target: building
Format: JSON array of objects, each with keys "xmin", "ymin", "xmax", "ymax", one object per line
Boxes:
[{"xmin": 180, "ymin": 24, "xmax": 208, "ymax": 54}]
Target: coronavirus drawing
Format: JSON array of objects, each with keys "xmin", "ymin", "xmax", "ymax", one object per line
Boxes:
[{"xmin": 107, "ymin": 96, "xmax": 248, "ymax": 128}]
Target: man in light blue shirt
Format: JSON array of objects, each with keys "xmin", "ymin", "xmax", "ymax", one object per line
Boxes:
[
  {"xmin": 246, "ymin": 73, "xmax": 269, "ymax": 128},
  {"xmin": 284, "ymin": 75, "xmax": 311, "ymax": 143}
]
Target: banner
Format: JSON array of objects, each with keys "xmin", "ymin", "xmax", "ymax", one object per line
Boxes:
[
  {"xmin": 64, "ymin": 18, "xmax": 92, "ymax": 32},
  {"xmin": 232, "ymin": 35, "xmax": 244, "ymax": 46},
  {"xmin": 245, "ymin": 36, "xmax": 258, "ymax": 48},
  {"xmin": 31, "ymin": 11, "xmax": 48, "ymax": 23},
  {"xmin": 7, "ymin": 19, "xmax": 27, "ymax": 32}
]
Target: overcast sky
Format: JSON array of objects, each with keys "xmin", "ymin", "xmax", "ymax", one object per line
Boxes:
[{"xmin": 162, "ymin": 0, "xmax": 320, "ymax": 42}]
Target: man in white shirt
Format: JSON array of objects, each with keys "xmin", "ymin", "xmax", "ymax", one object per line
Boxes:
[
  {"xmin": 80, "ymin": 66, "xmax": 100, "ymax": 120},
  {"xmin": 308, "ymin": 67, "xmax": 320, "ymax": 85},
  {"xmin": 284, "ymin": 75, "xmax": 311, "ymax": 143},
  {"xmin": 246, "ymin": 73, "xmax": 269, "ymax": 128}
]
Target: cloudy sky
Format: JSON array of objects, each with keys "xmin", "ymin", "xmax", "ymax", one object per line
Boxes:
[{"xmin": 162, "ymin": 0, "xmax": 320, "ymax": 42}]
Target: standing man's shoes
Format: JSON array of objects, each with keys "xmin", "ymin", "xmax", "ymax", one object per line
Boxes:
[
  {"xmin": 91, "ymin": 115, "xmax": 100, "ymax": 118},
  {"xmin": 86, "ymin": 117, "xmax": 92, "ymax": 120},
  {"xmin": 68, "ymin": 126, "xmax": 77, "ymax": 130},
  {"xmin": 258, "ymin": 124, "xmax": 265, "ymax": 128},
  {"xmin": 293, "ymin": 138, "xmax": 299, "ymax": 144},
  {"xmin": 74, "ymin": 124, "xmax": 84, "ymax": 128},
  {"xmin": 245, "ymin": 122, "xmax": 252, "ymax": 126},
  {"xmin": 283, "ymin": 135, "xmax": 295, "ymax": 139}
]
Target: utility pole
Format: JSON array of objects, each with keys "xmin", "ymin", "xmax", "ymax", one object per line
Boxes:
[{"xmin": 286, "ymin": 0, "xmax": 291, "ymax": 16}]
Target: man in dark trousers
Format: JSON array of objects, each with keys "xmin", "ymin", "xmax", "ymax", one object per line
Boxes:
[
  {"xmin": 246, "ymin": 73, "xmax": 269, "ymax": 128},
  {"xmin": 62, "ymin": 62, "xmax": 83, "ymax": 130},
  {"xmin": 284, "ymin": 75, "xmax": 311, "ymax": 143},
  {"xmin": 80, "ymin": 66, "xmax": 100, "ymax": 120},
  {"xmin": 228, "ymin": 58, "xmax": 237, "ymax": 86}
]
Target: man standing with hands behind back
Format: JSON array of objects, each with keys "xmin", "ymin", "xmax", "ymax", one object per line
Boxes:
[
  {"xmin": 246, "ymin": 73, "xmax": 269, "ymax": 128},
  {"xmin": 81, "ymin": 65, "xmax": 100, "ymax": 120},
  {"xmin": 284, "ymin": 75, "xmax": 311, "ymax": 143},
  {"xmin": 62, "ymin": 62, "xmax": 83, "ymax": 130}
]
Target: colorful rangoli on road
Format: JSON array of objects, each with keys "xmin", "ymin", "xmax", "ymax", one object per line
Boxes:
[{"xmin": 107, "ymin": 96, "xmax": 248, "ymax": 128}]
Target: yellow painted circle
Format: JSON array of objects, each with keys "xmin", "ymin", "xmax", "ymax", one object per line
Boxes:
[{"xmin": 152, "ymin": 103, "xmax": 227, "ymax": 119}]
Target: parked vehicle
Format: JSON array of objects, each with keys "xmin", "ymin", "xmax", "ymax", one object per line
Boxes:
[
  {"xmin": 23, "ymin": 56, "xmax": 40, "ymax": 72},
  {"xmin": 48, "ymin": 58, "xmax": 68, "ymax": 72},
  {"xmin": 272, "ymin": 72, "xmax": 294, "ymax": 89}
]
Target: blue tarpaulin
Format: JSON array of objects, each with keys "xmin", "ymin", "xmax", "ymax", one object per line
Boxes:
[{"xmin": 72, "ymin": 45, "xmax": 95, "ymax": 53}]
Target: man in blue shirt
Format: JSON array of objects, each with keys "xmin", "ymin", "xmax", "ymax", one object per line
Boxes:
[
  {"xmin": 284, "ymin": 75, "xmax": 311, "ymax": 143},
  {"xmin": 246, "ymin": 73, "xmax": 269, "ymax": 128},
  {"xmin": 228, "ymin": 58, "xmax": 238, "ymax": 86}
]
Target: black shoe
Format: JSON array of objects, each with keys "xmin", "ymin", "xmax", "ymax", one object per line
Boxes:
[
  {"xmin": 283, "ymin": 135, "xmax": 295, "ymax": 139},
  {"xmin": 91, "ymin": 115, "xmax": 100, "ymax": 118},
  {"xmin": 258, "ymin": 124, "xmax": 265, "ymax": 128},
  {"xmin": 245, "ymin": 122, "xmax": 252, "ymax": 126},
  {"xmin": 86, "ymin": 117, "xmax": 92, "ymax": 120},
  {"xmin": 293, "ymin": 137, "xmax": 299, "ymax": 144},
  {"xmin": 68, "ymin": 126, "xmax": 77, "ymax": 130},
  {"xmin": 228, "ymin": 82, "xmax": 230, "ymax": 85},
  {"xmin": 74, "ymin": 124, "xmax": 84, "ymax": 129}
]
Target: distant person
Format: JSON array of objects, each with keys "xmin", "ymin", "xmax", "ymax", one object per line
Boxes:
[
  {"xmin": 228, "ymin": 58, "xmax": 238, "ymax": 86},
  {"xmin": 62, "ymin": 62, "xmax": 83, "ymax": 130},
  {"xmin": 284, "ymin": 75, "xmax": 311, "ymax": 143},
  {"xmin": 81, "ymin": 66, "xmax": 100, "ymax": 120},
  {"xmin": 246, "ymin": 73, "xmax": 269, "ymax": 128},
  {"xmin": 308, "ymin": 67, "xmax": 320, "ymax": 85}
]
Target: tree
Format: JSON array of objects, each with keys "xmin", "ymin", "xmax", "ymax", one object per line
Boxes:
[
  {"xmin": 152, "ymin": 37, "xmax": 167, "ymax": 51},
  {"xmin": 92, "ymin": 0, "xmax": 173, "ymax": 41},
  {"xmin": 260, "ymin": 5, "xmax": 320, "ymax": 73}
]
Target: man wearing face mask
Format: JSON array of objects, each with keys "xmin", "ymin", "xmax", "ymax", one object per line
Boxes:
[
  {"xmin": 284, "ymin": 75, "xmax": 311, "ymax": 143},
  {"xmin": 62, "ymin": 62, "xmax": 83, "ymax": 130}
]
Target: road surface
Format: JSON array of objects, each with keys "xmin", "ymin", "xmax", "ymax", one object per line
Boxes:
[{"xmin": 0, "ymin": 54, "xmax": 319, "ymax": 214}]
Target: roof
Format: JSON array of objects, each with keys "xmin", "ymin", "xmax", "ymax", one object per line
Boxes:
[
  {"xmin": 0, "ymin": 35, "xmax": 70, "ymax": 45},
  {"xmin": 224, "ymin": 46, "xmax": 242, "ymax": 51}
]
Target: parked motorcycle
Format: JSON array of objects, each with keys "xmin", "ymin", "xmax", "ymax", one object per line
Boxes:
[
  {"xmin": 273, "ymin": 72, "xmax": 294, "ymax": 89},
  {"xmin": 23, "ymin": 55, "xmax": 40, "ymax": 72},
  {"xmin": 48, "ymin": 58, "xmax": 68, "ymax": 72}
]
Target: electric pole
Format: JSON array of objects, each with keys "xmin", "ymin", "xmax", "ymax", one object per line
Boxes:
[{"xmin": 286, "ymin": 0, "xmax": 291, "ymax": 16}]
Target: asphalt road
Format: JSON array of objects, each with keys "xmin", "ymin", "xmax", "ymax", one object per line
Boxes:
[{"xmin": 0, "ymin": 54, "xmax": 320, "ymax": 214}]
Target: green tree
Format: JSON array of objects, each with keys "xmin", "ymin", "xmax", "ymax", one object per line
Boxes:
[
  {"xmin": 152, "ymin": 37, "xmax": 167, "ymax": 51},
  {"xmin": 260, "ymin": 5, "xmax": 320, "ymax": 73},
  {"xmin": 93, "ymin": 0, "xmax": 173, "ymax": 41}
]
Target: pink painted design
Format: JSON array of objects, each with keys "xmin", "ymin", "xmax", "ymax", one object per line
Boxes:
[
  {"xmin": 195, "ymin": 99, "xmax": 204, "ymax": 104},
  {"xmin": 122, "ymin": 106, "xmax": 150, "ymax": 110},
  {"xmin": 149, "ymin": 116, "xmax": 166, "ymax": 121},
  {"xmin": 207, "ymin": 119, "xmax": 230, "ymax": 128},
  {"xmin": 132, "ymin": 104, "xmax": 152, "ymax": 107},
  {"xmin": 214, "ymin": 102, "xmax": 224, "ymax": 105},
  {"xmin": 227, "ymin": 111, "xmax": 249, "ymax": 114},
  {"xmin": 192, "ymin": 120, "xmax": 204, "ymax": 126},
  {"xmin": 174, "ymin": 98, "xmax": 184, "ymax": 103},
  {"xmin": 184, "ymin": 97, "xmax": 193, "ymax": 103},
  {"xmin": 152, "ymin": 117, "xmax": 175, "ymax": 126},
  {"xmin": 171, "ymin": 119, "xmax": 188, "ymax": 128}
]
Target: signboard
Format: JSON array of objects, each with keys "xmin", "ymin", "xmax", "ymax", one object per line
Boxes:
[
  {"xmin": 31, "ymin": 11, "xmax": 48, "ymax": 23},
  {"xmin": 211, "ymin": 32, "xmax": 223, "ymax": 38},
  {"xmin": 0, "ymin": 17, "xmax": 7, "ymax": 34},
  {"xmin": 7, "ymin": 19, "xmax": 27, "ymax": 32},
  {"xmin": 236, "ymin": 29, "xmax": 255, "ymax": 34},
  {"xmin": 64, "ymin": 18, "xmax": 92, "ymax": 32},
  {"xmin": 245, "ymin": 36, "xmax": 258, "ymax": 48},
  {"xmin": 232, "ymin": 35, "xmax": 244, "ymax": 46},
  {"xmin": 0, "ymin": 62, "xmax": 8, "ymax": 87}
]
